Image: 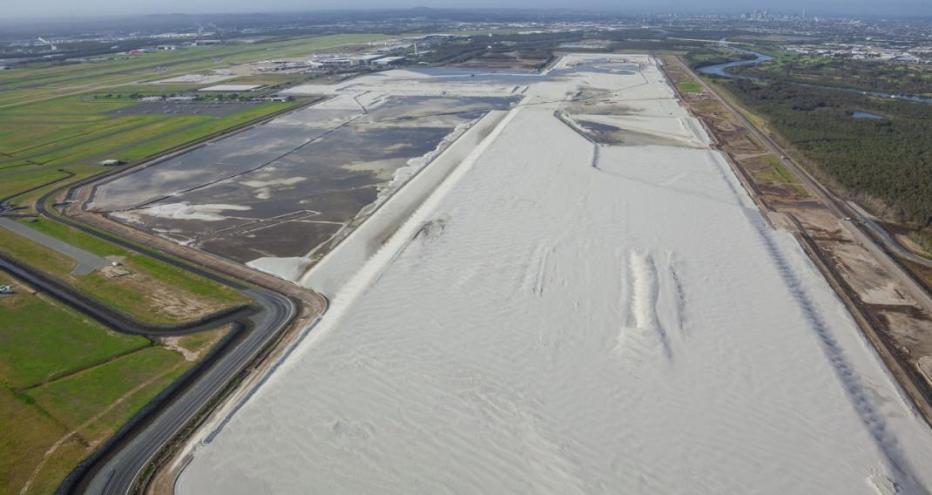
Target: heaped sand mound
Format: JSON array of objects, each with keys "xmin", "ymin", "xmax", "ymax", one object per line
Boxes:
[{"xmin": 177, "ymin": 54, "xmax": 932, "ymax": 495}]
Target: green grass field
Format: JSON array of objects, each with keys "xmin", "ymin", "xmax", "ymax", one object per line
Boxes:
[
  {"xmin": 25, "ymin": 346, "xmax": 188, "ymax": 487},
  {"xmin": 0, "ymin": 225, "xmax": 75, "ymax": 274},
  {"xmin": 23, "ymin": 218, "xmax": 126, "ymax": 257},
  {"xmin": 0, "ymin": 40, "xmax": 304, "ymax": 323},
  {"xmin": 0, "ymin": 43, "xmax": 303, "ymax": 322},
  {"xmin": 0, "ymin": 95, "xmax": 297, "ymax": 213},
  {"xmin": 0, "ymin": 271, "xmax": 205, "ymax": 495},
  {"xmin": 0, "ymin": 34, "xmax": 386, "ymax": 110},
  {"xmin": 0, "ymin": 276, "xmax": 148, "ymax": 388},
  {"xmin": 0, "ymin": 221, "xmax": 246, "ymax": 325},
  {"xmin": 0, "ymin": 34, "xmax": 382, "ymax": 210},
  {"xmin": 22, "ymin": 217, "xmax": 245, "ymax": 305},
  {"xmin": 27, "ymin": 347, "xmax": 184, "ymax": 431},
  {"xmin": 0, "ymin": 385, "xmax": 69, "ymax": 495},
  {"xmin": 750, "ymin": 155, "xmax": 810, "ymax": 197},
  {"xmin": 676, "ymin": 80, "xmax": 703, "ymax": 94},
  {"xmin": 0, "ymin": 33, "xmax": 385, "ymax": 494}
]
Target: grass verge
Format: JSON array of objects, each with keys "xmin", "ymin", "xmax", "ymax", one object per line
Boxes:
[
  {"xmin": 0, "ymin": 222, "xmax": 247, "ymax": 326},
  {"xmin": 0, "ymin": 271, "xmax": 220, "ymax": 495}
]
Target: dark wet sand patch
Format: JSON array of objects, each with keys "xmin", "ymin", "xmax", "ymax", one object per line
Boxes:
[
  {"xmin": 201, "ymin": 220, "xmax": 343, "ymax": 262},
  {"xmin": 97, "ymin": 95, "xmax": 518, "ymax": 267}
]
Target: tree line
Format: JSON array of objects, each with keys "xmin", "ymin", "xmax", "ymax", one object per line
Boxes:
[{"xmin": 725, "ymin": 78, "xmax": 932, "ymax": 228}]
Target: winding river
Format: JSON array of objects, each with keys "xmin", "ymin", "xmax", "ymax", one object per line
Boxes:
[
  {"xmin": 697, "ymin": 47, "xmax": 932, "ymax": 104},
  {"xmin": 696, "ymin": 49, "xmax": 772, "ymax": 78}
]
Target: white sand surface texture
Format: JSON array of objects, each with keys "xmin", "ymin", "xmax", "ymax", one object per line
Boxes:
[{"xmin": 177, "ymin": 55, "xmax": 932, "ymax": 495}]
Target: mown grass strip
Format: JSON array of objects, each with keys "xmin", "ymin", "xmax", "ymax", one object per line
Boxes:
[{"xmin": 27, "ymin": 347, "xmax": 184, "ymax": 430}]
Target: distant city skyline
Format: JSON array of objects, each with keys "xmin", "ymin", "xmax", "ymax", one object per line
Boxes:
[{"xmin": 4, "ymin": 0, "xmax": 931, "ymax": 20}]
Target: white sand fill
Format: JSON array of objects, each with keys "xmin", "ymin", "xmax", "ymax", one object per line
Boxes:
[{"xmin": 177, "ymin": 54, "xmax": 932, "ymax": 494}]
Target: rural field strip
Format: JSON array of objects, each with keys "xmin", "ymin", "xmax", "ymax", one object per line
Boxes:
[
  {"xmin": 19, "ymin": 360, "xmax": 186, "ymax": 495},
  {"xmin": 75, "ymin": 289, "xmax": 296, "ymax": 495},
  {"xmin": 0, "ymin": 36, "xmax": 388, "ymax": 111},
  {"xmin": 0, "ymin": 218, "xmax": 107, "ymax": 275}
]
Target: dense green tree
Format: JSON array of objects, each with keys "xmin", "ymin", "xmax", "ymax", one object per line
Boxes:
[{"xmin": 726, "ymin": 78, "xmax": 932, "ymax": 227}]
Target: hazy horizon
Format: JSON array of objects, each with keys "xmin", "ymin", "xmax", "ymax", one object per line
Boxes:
[{"xmin": 4, "ymin": 1, "xmax": 932, "ymax": 21}]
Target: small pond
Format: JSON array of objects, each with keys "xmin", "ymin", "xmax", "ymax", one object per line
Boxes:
[{"xmin": 851, "ymin": 111, "xmax": 884, "ymax": 121}]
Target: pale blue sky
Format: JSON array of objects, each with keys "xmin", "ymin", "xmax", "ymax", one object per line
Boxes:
[{"xmin": 4, "ymin": 0, "xmax": 930, "ymax": 19}]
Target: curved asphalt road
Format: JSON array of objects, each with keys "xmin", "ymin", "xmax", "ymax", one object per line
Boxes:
[
  {"xmin": 0, "ymin": 101, "xmax": 320, "ymax": 495},
  {"xmin": 0, "ymin": 253, "xmax": 255, "ymax": 336},
  {"xmin": 7, "ymin": 174, "xmax": 302, "ymax": 494},
  {"xmin": 4, "ymin": 238, "xmax": 298, "ymax": 495},
  {"xmin": 72, "ymin": 288, "xmax": 295, "ymax": 495},
  {"xmin": 5, "ymin": 239, "xmax": 299, "ymax": 495}
]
